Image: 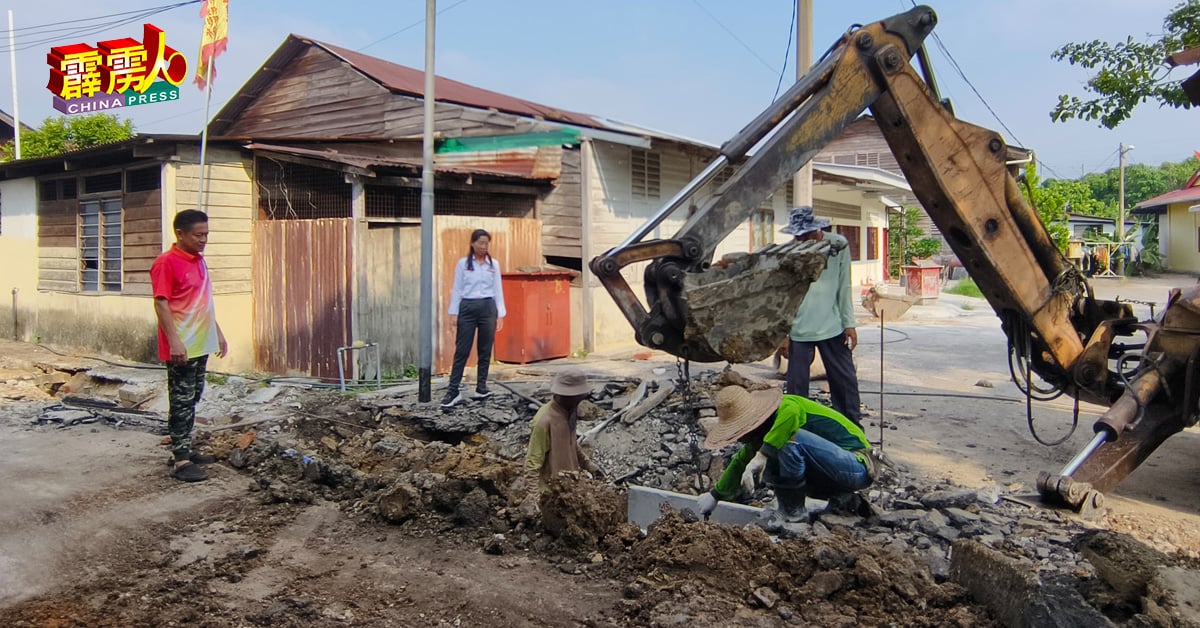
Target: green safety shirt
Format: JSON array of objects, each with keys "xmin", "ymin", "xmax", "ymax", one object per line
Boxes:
[{"xmin": 711, "ymin": 394, "xmax": 871, "ymax": 501}]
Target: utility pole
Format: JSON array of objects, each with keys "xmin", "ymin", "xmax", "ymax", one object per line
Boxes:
[
  {"xmin": 417, "ymin": 0, "xmax": 437, "ymax": 402},
  {"xmin": 1118, "ymin": 143, "xmax": 1134, "ymax": 243},
  {"xmin": 792, "ymin": 0, "xmax": 813, "ymax": 209},
  {"xmin": 1117, "ymin": 142, "xmax": 1134, "ymax": 276}
]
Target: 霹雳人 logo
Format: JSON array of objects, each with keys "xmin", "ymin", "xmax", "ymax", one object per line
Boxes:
[{"xmin": 47, "ymin": 24, "xmax": 188, "ymax": 115}]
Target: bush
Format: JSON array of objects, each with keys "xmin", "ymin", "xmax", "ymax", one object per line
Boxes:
[{"xmin": 910, "ymin": 237, "xmax": 942, "ymax": 260}]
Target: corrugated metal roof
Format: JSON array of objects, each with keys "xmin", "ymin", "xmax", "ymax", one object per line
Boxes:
[
  {"xmin": 312, "ymin": 39, "xmax": 605, "ymax": 130},
  {"xmin": 1134, "ymin": 185, "xmax": 1200, "ymax": 211},
  {"xmin": 245, "ymin": 142, "xmax": 559, "ymax": 181}
]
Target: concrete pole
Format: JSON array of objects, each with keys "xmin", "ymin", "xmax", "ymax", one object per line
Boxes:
[
  {"xmin": 8, "ymin": 10, "xmax": 20, "ymax": 160},
  {"xmin": 1117, "ymin": 142, "xmax": 1125, "ymax": 243},
  {"xmin": 418, "ymin": 0, "xmax": 437, "ymax": 402},
  {"xmin": 792, "ymin": 0, "xmax": 813, "ymax": 209}
]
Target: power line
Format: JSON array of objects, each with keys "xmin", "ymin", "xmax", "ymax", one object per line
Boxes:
[
  {"xmin": 0, "ymin": 2, "xmax": 197, "ymax": 54},
  {"xmin": 358, "ymin": 0, "xmax": 471, "ymax": 52},
  {"xmin": 771, "ymin": 0, "xmax": 797, "ymax": 102},
  {"xmin": 8, "ymin": 1, "xmax": 200, "ymax": 33},
  {"xmin": 904, "ymin": 0, "xmax": 1065, "ymax": 181},
  {"xmin": 690, "ymin": 0, "xmax": 778, "ymax": 76}
]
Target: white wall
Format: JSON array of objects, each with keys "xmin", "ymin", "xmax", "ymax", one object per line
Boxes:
[{"xmin": 0, "ymin": 178, "xmax": 37, "ymax": 239}]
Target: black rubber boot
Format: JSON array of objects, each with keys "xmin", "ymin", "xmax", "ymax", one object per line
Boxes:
[{"xmin": 771, "ymin": 483, "xmax": 809, "ymax": 523}]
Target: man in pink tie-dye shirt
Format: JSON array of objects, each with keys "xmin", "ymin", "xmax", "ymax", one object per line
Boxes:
[{"xmin": 151, "ymin": 210, "xmax": 228, "ymax": 483}]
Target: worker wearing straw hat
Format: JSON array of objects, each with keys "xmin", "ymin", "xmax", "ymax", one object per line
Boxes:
[{"xmin": 695, "ymin": 385, "xmax": 878, "ymax": 524}]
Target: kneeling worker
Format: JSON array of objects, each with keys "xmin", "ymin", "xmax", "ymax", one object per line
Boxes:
[
  {"xmin": 522, "ymin": 368, "xmax": 599, "ymax": 515},
  {"xmin": 696, "ymin": 385, "xmax": 877, "ymax": 523}
]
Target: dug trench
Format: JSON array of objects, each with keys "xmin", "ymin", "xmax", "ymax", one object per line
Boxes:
[{"xmin": 1, "ymin": 359, "xmax": 1199, "ymax": 627}]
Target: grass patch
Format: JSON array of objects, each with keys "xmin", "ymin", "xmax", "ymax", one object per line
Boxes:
[
  {"xmin": 205, "ymin": 372, "xmax": 229, "ymax": 385},
  {"xmin": 945, "ymin": 278, "xmax": 984, "ymax": 299}
]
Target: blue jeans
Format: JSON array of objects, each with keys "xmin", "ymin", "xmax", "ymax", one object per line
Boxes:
[{"xmin": 766, "ymin": 429, "xmax": 871, "ymax": 498}]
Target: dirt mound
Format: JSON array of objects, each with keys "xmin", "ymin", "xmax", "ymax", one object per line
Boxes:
[
  {"xmin": 614, "ymin": 510, "xmax": 990, "ymax": 626},
  {"xmin": 539, "ymin": 473, "xmax": 635, "ymax": 553}
]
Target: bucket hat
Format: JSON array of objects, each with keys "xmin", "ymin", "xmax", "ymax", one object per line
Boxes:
[
  {"xmin": 779, "ymin": 205, "xmax": 831, "ymax": 236},
  {"xmin": 550, "ymin": 368, "xmax": 591, "ymax": 396},
  {"xmin": 702, "ymin": 385, "xmax": 782, "ymax": 449}
]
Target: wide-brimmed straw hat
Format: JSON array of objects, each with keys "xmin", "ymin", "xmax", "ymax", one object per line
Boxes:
[
  {"xmin": 550, "ymin": 368, "xmax": 591, "ymax": 396},
  {"xmin": 779, "ymin": 205, "xmax": 831, "ymax": 236},
  {"xmin": 702, "ymin": 385, "xmax": 782, "ymax": 450}
]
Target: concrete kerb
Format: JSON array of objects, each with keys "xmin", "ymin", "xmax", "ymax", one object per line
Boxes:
[{"xmin": 627, "ymin": 484, "xmax": 830, "ymax": 532}]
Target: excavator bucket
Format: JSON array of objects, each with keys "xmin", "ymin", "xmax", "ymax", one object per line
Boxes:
[{"xmin": 680, "ymin": 239, "xmax": 830, "ymax": 363}]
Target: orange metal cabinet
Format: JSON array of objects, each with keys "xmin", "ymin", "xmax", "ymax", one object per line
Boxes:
[
  {"xmin": 902, "ymin": 264, "xmax": 943, "ymax": 303},
  {"xmin": 494, "ymin": 271, "xmax": 574, "ymax": 364}
]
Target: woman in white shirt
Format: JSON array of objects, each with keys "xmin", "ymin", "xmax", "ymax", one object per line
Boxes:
[{"xmin": 442, "ymin": 229, "xmax": 507, "ymax": 408}]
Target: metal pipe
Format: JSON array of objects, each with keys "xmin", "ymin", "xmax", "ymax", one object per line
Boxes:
[
  {"xmin": 417, "ymin": 0, "xmax": 436, "ymax": 402},
  {"xmin": 615, "ymin": 156, "xmax": 728, "ymax": 251},
  {"xmin": 10, "ymin": 287, "xmax": 17, "ymax": 340},
  {"xmin": 1058, "ymin": 431, "xmax": 1107, "ymax": 477}
]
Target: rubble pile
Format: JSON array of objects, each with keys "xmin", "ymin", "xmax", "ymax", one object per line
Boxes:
[{"xmin": 11, "ymin": 359, "xmax": 1200, "ymax": 626}]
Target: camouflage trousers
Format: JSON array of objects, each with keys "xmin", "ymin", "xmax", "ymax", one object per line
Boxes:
[{"xmin": 166, "ymin": 355, "xmax": 208, "ymax": 460}]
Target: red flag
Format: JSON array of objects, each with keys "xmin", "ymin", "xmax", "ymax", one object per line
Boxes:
[{"xmin": 195, "ymin": 0, "xmax": 228, "ymax": 90}]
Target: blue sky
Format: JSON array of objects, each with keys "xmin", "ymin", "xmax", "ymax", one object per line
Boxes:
[{"xmin": 3, "ymin": 0, "xmax": 1195, "ymax": 179}]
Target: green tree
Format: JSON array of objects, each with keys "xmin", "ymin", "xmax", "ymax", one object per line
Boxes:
[
  {"xmin": 1, "ymin": 114, "xmax": 135, "ymax": 161},
  {"xmin": 1019, "ymin": 162, "xmax": 1071, "ymax": 252},
  {"xmin": 1080, "ymin": 154, "xmax": 1200, "ymax": 209},
  {"xmin": 1051, "ymin": 0, "xmax": 1200, "ymax": 128},
  {"xmin": 887, "ymin": 206, "xmax": 924, "ymax": 277}
]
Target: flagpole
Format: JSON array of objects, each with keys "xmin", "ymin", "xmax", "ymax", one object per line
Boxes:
[{"xmin": 196, "ymin": 61, "xmax": 214, "ymax": 212}]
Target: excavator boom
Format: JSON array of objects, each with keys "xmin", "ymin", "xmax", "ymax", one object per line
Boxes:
[{"xmin": 591, "ymin": 5, "xmax": 1199, "ymax": 514}]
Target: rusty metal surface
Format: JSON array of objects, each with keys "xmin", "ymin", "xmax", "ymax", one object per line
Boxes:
[
  {"xmin": 253, "ymin": 218, "xmax": 353, "ymax": 379},
  {"xmin": 313, "ymin": 40, "xmax": 604, "ymax": 129},
  {"xmin": 248, "ymin": 142, "xmax": 557, "ymax": 181}
]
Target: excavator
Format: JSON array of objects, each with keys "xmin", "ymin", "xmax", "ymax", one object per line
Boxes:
[{"xmin": 589, "ymin": 5, "xmax": 1200, "ymax": 518}]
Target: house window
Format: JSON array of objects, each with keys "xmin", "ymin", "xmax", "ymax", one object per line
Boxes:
[
  {"xmin": 631, "ymin": 149, "xmax": 661, "ymax": 200},
  {"xmin": 836, "ymin": 225, "xmax": 861, "ymax": 261},
  {"xmin": 80, "ymin": 198, "xmax": 122, "ymax": 292},
  {"xmin": 750, "ymin": 208, "xmax": 774, "ymax": 250},
  {"xmin": 855, "ymin": 152, "xmax": 880, "ymax": 168},
  {"xmin": 867, "ymin": 227, "xmax": 879, "ymax": 260},
  {"xmin": 785, "ymin": 180, "xmax": 795, "ymax": 207}
]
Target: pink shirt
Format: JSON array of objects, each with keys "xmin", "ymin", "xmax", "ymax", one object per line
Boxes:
[{"xmin": 151, "ymin": 245, "xmax": 220, "ymax": 362}]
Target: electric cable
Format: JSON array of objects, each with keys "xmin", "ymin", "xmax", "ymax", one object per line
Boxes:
[
  {"xmin": 359, "ymin": 0, "xmax": 471, "ymax": 52},
  {"xmin": 690, "ymin": 0, "xmax": 779, "ymax": 76},
  {"xmin": 771, "ymin": 0, "xmax": 797, "ymax": 103}
]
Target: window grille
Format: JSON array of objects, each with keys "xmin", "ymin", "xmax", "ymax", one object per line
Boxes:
[
  {"xmin": 854, "ymin": 152, "xmax": 880, "ymax": 168},
  {"xmin": 631, "ymin": 149, "xmax": 661, "ymax": 200},
  {"xmin": 80, "ymin": 198, "xmax": 122, "ymax": 292},
  {"xmin": 125, "ymin": 166, "xmax": 161, "ymax": 192},
  {"xmin": 836, "ymin": 225, "xmax": 861, "ymax": 261},
  {"xmin": 867, "ymin": 227, "xmax": 880, "ymax": 260},
  {"xmin": 365, "ymin": 185, "xmax": 533, "ymax": 219},
  {"xmin": 256, "ymin": 156, "xmax": 352, "ymax": 219},
  {"xmin": 84, "ymin": 172, "xmax": 122, "ymax": 194}
]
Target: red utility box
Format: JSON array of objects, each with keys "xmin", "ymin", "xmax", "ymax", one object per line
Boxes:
[
  {"xmin": 494, "ymin": 271, "xmax": 575, "ymax": 364},
  {"xmin": 902, "ymin": 263, "xmax": 943, "ymax": 304}
]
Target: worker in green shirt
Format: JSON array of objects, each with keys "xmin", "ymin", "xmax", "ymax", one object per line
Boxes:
[{"xmin": 696, "ymin": 385, "xmax": 877, "ymax": 524}]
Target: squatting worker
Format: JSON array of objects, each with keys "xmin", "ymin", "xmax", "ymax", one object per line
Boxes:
[
  {"xmin": 521, "ymin": 369, "xmax": 599, "ymax": 515},
  {"xmin": 781, "ymin": 206, "xmax": 863, "ymax": 426},
  {"xmin": 696, "ymin": 385, "xmax": 877, "ymax": 525},
  {"xmin": 442, "ymin": 228, "xmax": 506, "ymax": 408},
  {"xmin": 151, "ymin": 209, "xmax": 227, "ymax": 483}
]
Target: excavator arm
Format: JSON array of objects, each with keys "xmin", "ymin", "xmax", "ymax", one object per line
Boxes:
[{"xmin": 591, "ymin": 5, "xmax": 1200, "ymax": 514}]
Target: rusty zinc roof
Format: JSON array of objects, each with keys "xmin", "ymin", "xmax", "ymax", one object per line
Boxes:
[
  {"xmin": 246, "ymin": 141, "xmax": 561, "ymax": 181},
  {"xmin": 313, "ymin": 38, "xmax": 605, "ymax": 130}
]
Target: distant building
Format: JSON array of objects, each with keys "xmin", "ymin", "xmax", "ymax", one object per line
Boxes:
[{"xmin": 1133, "ymin": 164, "xmax": 1200, "ymax": 273}]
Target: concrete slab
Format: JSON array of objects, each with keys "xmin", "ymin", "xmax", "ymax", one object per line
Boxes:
[
  {"xmin": 626, "ymin": 485, "xmax": 828, "ymax": 531},
  {"xmin": 627, "ymin": 485, "xmax": 760, "ymax": 530}
]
